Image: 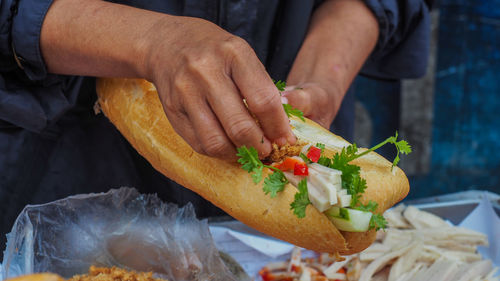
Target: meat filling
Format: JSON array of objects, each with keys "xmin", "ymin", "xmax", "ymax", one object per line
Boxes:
[{"xmin": 266, "ymin": 141, "xmax": 306, "ymax": 163}]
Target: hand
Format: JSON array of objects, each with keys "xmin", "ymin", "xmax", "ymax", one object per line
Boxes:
[
  {"xmin": 282, "ymin": 82, "xmax": 343, "ymax": 129},
  {"xmin": 143, "ymin": 17, "xmax": 296, "ymax": 159},
  {"xmin": 283, "ymin": 0, "xmax": 378, "ymax": 131},
  {"xmin": 41, "ymin": 0, "xmax": 295, "ymax": 160}
]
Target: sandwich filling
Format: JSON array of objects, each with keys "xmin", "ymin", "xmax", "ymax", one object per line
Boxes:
[
  {"xmin": 237, "ymin": 80, "xmax": 411, "ymax": 233},
  {"xmin": 237, "ymin": 132, "xmax": 411, "ymax": 233}
]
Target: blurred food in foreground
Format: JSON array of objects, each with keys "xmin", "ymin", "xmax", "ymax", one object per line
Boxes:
[
  {"xmin": 259, "ymin": 205, "xmax": 498, "ymax": 281},
  {"xmin": 7, "ymin": 267, "xmax": 167, "ymax": 281},
  {"xmin": 68, "ymin": 267, "xmax": 167, "ymax": 281},
  {"xmin": 6, "ymin": 274, "xmax": 64, "ymax": 281}
]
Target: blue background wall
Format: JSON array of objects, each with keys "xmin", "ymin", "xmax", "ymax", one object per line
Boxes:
[{"xmin": 355, "ymin": 0, "xmax": 500, "ymax": 198}]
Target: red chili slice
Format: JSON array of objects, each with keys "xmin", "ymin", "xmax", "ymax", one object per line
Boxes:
[
  {"xmin": 294, "ymin": 162, "xmax": 308, "ymax": 176},
  {"xmin": 307, "ymin": 146, "xmax": 322, "ymax": 162}
]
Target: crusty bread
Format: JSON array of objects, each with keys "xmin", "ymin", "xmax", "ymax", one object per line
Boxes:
[{"xmin": 96, "ymin": 78, "xmax": 409, "ymax": 255}]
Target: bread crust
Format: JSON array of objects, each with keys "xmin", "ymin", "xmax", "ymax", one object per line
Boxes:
[{"xmin": 96, "ymin": 78, "xmax": 409, "ymax": 254}]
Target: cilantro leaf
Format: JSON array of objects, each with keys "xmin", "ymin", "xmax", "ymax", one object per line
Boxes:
[
  {"xmin": 237, "ymin": 146, "xmax": 262, "ymax": 174},
  {"xmin": 299, "ymin": 153, "xmax": 311, "ymax": 164},
  {"xmin": 272, "ymin": 79, "xmax": 305, "ymax": 122},
  {"xmin": 237, "ymin": 146, "xmax": 264, "ymax": 183},
  {"xmin": 237, "ymin": 145, "xmax": 289, "ymax": 198},
  {"xmin": 346, "ymin": 174, "xmax": 367, "ymax": 208},
  {"xmin": 370, "ymin": 214, "xmax": 387, "ymax": 231},
  {"xmin": 274, "ymin": 80, "xmax": 287, "ymax": 92},
  {"xmin": 390, "ymin": 132, "xmax": 412, "ymax": 167},
  {"xmin": 251, "ymin": 166, "xmax": 264, "ymax": 184},
  {"xmin": 290, "ymin": 179, "xmax": 311, "ymax": 218},
  {"xmin": 353, "ymin": 131, "xmax": 412, "ymax": 169},
  {"xmin": 355, "ymin": 201, "xmax": 387, "ymax": 230},
  {"xmin": 283, "ymin": 103, "xmax": 305, "ymax": 122},
  {"xmin": 355, "ymin": 201, "xmax": 378, "ymax": 212},
  {"xmin": 263, "ymin": 171, "xmax": 288, "ymax": 198},
  {"xmin": 317, "ymin": 156, "xmax": 331, "ymax": 167},
  {"xmin": 331, "ymin": 144, "xmax": 359, "ymax": 167},
  {"xmin": 317, "ymin": 144, "xmax": 366, "ymax": 208}
]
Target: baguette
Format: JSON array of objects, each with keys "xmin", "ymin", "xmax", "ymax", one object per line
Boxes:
[{"xmin": 96, "ymin": 78, "xmax": 409, "ymax": 255}]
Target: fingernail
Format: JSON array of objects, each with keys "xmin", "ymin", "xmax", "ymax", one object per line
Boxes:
[
  {"xmin": 275, "ymin": 137, "xmax": 287, "ymax": 146},
  {"xmin": 281, "ymin": 96, "xmax": 288, "ymax": 104},
  {"xmin": 284, "ymin": 85, "xmax": 295, "ymax": 91},
  {"xmin": 287, "ymin": 134, "xmax": 297, "ymax": 145},
  {"xmin": 260, "ymin": 143, "xmax": 272, "ymax": 158}
]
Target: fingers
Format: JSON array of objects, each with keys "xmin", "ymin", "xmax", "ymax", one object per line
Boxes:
[
  {"xmin": 155, "ymin": 30, "xmax": 300, "ymax": 160},
  {"xmin": 283, "ymin": 84, "xmax": 334, "ymax": 129},
  {"xmin": 164, "ymin": 77, "xmax": 272, "ymax": 160},
  {"xmin": 205, "ymin": 77, "xmax": 272, "ymax": 158},
  {"xmin": 161, "ymin": 109, "xmax": 204, "ymax": 153},
  {"xmin": 229, "ymin": 44, "xmax": 296, "ymax": 146},
  {"xmin": 161, "ymin": 77, "xmax": 237, "ymax": 159},
  {"xmin": 282, "ymin": 87, "xmax": 313, "ymax": 116},
  {"xmin": 182, "ymin": 96, "xmax": 238, "ymax": 160}
]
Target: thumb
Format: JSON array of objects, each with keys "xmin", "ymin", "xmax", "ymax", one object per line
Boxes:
[{"xmin": 282, "ymin": 87, "xmax": 312, "ymax": 116}]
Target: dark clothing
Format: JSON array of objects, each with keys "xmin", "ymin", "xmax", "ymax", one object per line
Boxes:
[{"xmin": 0, "ymin": 0, "xmax": 430, "ymax": 247}]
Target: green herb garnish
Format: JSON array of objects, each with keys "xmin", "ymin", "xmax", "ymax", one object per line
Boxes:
[
  {"xmin": 274, "ymin": 80, "xmax": 287, "ymax": 92},
  {"xmin": 290, "ymin": 179, "xmax": 311, "ymax": 218},
  {"xmin": 299, "ymin": 152, "xmax": 311, "ymax": 164},
  {"xmin": 237, "ymin": 146, "xmax": 288, "ymax": 198},
  {"xmin": 273, "ymin": 80, "xmax": 305, "ymax": 121},
  {"xmin": 282, "ymin": 103, "xmax": 305, "ymax": 121},
  {"xmin": 316, "ymin": 132, "xmax": 411, "ymax": 229},
  {"xmin": 355, "ymin": 201, "xmax": 388, "ymax": 230}
]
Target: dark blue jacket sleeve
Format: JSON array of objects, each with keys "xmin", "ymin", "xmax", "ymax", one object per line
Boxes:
[
  {"xmin": 362, "ymin": 0, "xmax": 431, "ymax": 79},
  {"xmin": 0, "ymin": 0, "xmax": 82, "ymax": 134}
]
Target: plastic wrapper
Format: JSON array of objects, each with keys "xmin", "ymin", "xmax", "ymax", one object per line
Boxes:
[{"xmin": 1, "ymin": 188, "xmax": 239, "ymax": 281}]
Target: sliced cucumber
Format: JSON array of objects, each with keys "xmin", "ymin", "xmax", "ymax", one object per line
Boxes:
[
  {"xmin": 324, "ymin": 207, "xmax": 372, "ymax": 232},
  {"xmin": 324, "ymin": 206, "xmax": 340, "ymax": 217}
]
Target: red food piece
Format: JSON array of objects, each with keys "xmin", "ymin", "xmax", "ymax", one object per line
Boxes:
[
  {"xmin": 275, "ymin": 157, "xmax": 303, "ymax": 172},
  {"xmin": 291, "ymin": 264, "xmax": 301, "ymax": 273},
  {"xmin": 293, "ymin": 162, "xmax": 308, "ymax": 176},
  {"xmin": 307, "ymin": 146, "xmax": 321, "ymax": 162}
]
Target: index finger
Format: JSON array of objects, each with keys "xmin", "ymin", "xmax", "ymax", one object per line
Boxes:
[{"xmin": 230, "ymin": 50, "xmax": 296, "ymax": 146}]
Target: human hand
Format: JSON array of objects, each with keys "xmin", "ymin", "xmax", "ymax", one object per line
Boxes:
[
  {"xmin": 282, "ymin": 82, "xmax": 343, "ymax": 129},
  {"xmin": 143, "ymin": 17, "xmax": 295, "ymax": 159},
  {"xmin": 282, "ymin": 0, "xmax": 378, "ymax": 130}
]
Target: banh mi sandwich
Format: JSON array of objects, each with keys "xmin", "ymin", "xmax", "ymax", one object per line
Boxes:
[{"xmin": 96, "ymin": 78, "xmax": 411, "ymax": 255}]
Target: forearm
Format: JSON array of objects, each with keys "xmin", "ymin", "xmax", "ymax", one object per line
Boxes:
[
  {"xmin": 287, "ymin": 0, "xmax": 379, "ymax": 94},
  {"xmin": 41, "ymin": 0, "xmax": 295, "ymax": 158},
  {"xmin": 40, "ymin": 0, "xmax": 166, "ymax": 78}
]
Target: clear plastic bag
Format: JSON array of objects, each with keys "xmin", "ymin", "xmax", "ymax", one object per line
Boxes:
[{"xmin": 1, "ymin": 188, "xmax": 239, "ymax": 281}]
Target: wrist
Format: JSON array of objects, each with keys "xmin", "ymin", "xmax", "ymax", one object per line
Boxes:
[
  {"xmin": 289, "ymin": 69, "xmax": 349, "ymax": 99},
  {"xmin": 140, "ymin": 16, "xmax": 213, "ymax": 83},
  {"xmin": 134, "ymin": 15, "xmax": 176, "ymax": 81}
]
